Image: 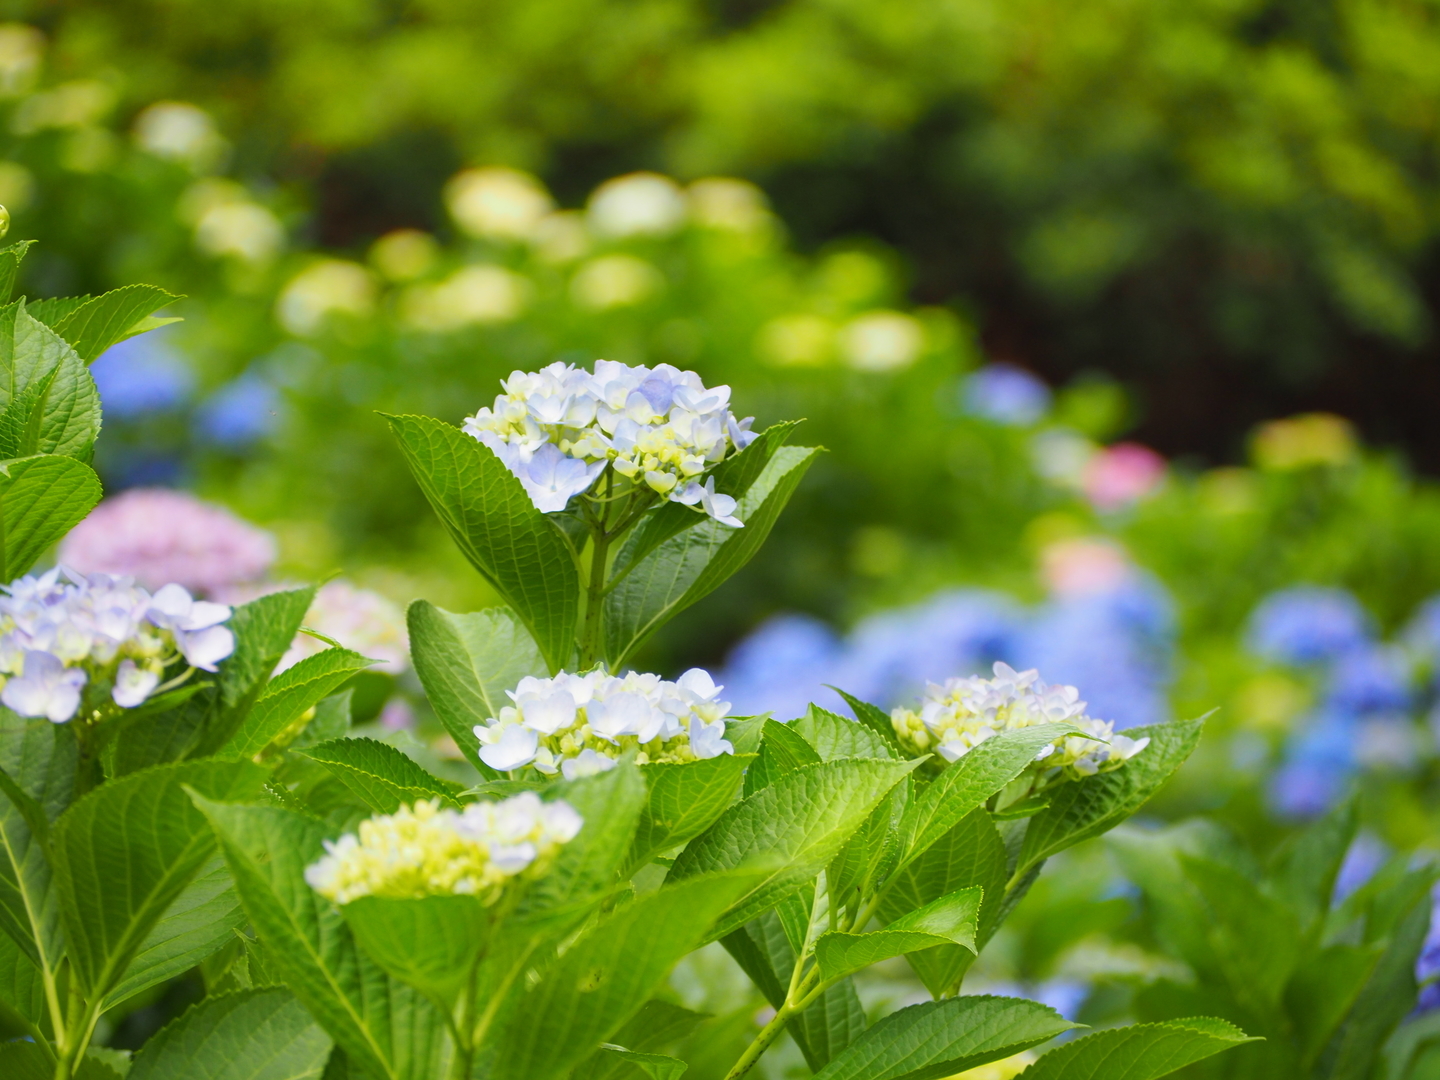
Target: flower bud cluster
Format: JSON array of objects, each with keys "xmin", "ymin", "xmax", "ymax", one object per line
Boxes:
[
  {"xmin": 890, "ymin": 661, "xmax": 1149, "ymax": 780},
  {"xmin": 476, "ymin": 668, "xmax": 735, "ymax": 777},
  {"xmin": 462, "ymin": 360, "xmax": 757, "ymax": 521},
  {"xmin": 0, "ymin": 568, "xmax": 235, "ymax": 724},
  {"xmin": 304, "ymin": 792, "xmax": 583, "ymax": 904}
]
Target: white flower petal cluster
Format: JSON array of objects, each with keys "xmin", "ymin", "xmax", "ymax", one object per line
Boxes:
[
  {"xmin": 462, "ymin": 360, "xmax": 757, "ymax": 521},
  {"xmin": 891, "ymin": 661, "xmax": 1149, "ymax": 781},
  {"xmin": 476, "ymin": 667, "xmax": 735, "ymax": 776},
  {"xmin": 0, "ymin": 567, "xmax": 234, "ymax": 724},
  {"xmin": 304, "ymin": 792, "xmax": 583, "ymax": 904}
]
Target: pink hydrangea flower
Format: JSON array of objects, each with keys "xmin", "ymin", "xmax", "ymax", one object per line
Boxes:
[
  {"xmin": 1082, "ymin": 443, "xmax": 1166, "ymax": 511},
  {"xmin": 214, "ymin": 579, "xmax": 409, "ymax": 675},
  {"xmin": 58, "ymin": 489, "xmax": 276, "ymax": 595}
]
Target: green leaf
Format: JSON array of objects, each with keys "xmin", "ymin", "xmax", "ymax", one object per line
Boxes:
[
  {"xmin": 1014, "ymin": 717, "xmax": 1204, "ymax": 881},
  {"xmin": 1286, "ymin": 942, "xmax": 1384, "ymax": 1067},
  {"xmin": 794, "ymin": 705, "xmax": 895, "ymax": 761},
  {"xmin": 611, "ymin": 420, "xmax": 801, "ymax": 580},
  {"xmin": 669, "ymin": 757, "xmax": 920, "ymax": 941},
  {"xmin": 744, "ymin": 719, "xmax": 822, "ymax": 796},
  {"xmin": 603, "ymin": 444, "xmax": 819, "ymax": 667},
  {"xmin": 1271, "ymin": 796, "xmax": 1358, "ymax": 935},
  {"xmin": 0, "ymin": 709, "xmax": 73, "ymax": 980},
  {"xmin": 1017, "ymin": 1017, "xmax": 1257, "ymax": 1079},
  {"xmin": 629, "ymin": 753, "xmax": 752, "ymax": 871},
  {"xmin": 406, "ymin": 601, "xmax": 545, "ymax": 775},
  {"xmin": 386, "ymin": 413, "xmax": 580, "ymax": 672},
  {"xmin": 0, "ymin": 241, "xmax": 34, "ymax": 306},
  {"xmin": 195, "ymin": 797, "xmax": 448, "ymax": 1080},
  {"xmin": 0, "ymin": 922, "xmax": 43, "ymax": 1026},
  {"xmin": 50, "ymin": 759, "xmax": 268, "ymax": 1001},
  {"xmin": 1179, "ymin": 854, "xmax": 1300, "ymax": 1015},
  {"xmin": 47, "ymin": 284, "xmax": 182, "ymax": 364},
  {"xmin": 593, "ymin": 1046, "xmax": 688, "ymax": 1080},
  {"xmin": 0, "ymin": 454, "xmax": 102, "ymax": 580},
  {"xmin": 0, "ymin": 303, "xmax": 102, "ymax": 461},
  {"xmin": 514, "ymin": 762, "xmax": 647, "ymax": 929},
  {"xmin": 294, "ymin": 689, "xmax": 354, "ymax": 750},
  {"xmin": 219, "ymin": 586, "xmax": 319, "ymax": 710},
  {"xmin": 298, "ymin": 737, "xmax": 463, "ymax": 813},
  {"xmin": 896, "ymin": 722, "xmax": 1081, "ymax": 873},
  {"xmin": 217, "ymin": 648, "xmax": 373, "ymax": 761},
  {"xmin": 881, "ymin": 809, "xmax": 1008, "ymax": 997},
  {"xmin": 342, "ymin": 894, "xmax": 488, "ymax": 1008},
  {"xmin": 814, "ymin": 887, "xmax": 981, "ymax": 982},
  {"xmin": 128, "ymin": 987, "xmax": 332, "ymax": 1080},
  {"xmin": 812, "ymin": 995, "xmax": 1079, "ymax": 1080},
  {"xmin": 104, "ymin": 855, "xmax": 247, "ymax": 1010},
  {"xmin": 490, "ymin": 872, "xmax": 759, "ymax": 1080},
  {"xmin": 831, "ymin": 689, "xmax": 905, "ymax": 756},
  {"xmin": 1321, "ymin": 870, "xmax": 1434, "ymax": 1080},
  {"xmin": 792, "ymin": 978, "xmax": 869, "ymax": 1071}
]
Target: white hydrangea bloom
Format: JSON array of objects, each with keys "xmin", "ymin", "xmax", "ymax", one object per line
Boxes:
[
  {"xmin": 0, "ymin": 567, "xmax": 235, "ymax": 723},
  {"xmin": 474, "ymin": 667, "xmax": 735, "ymax": 775},
  {"xmin": 304, "ymin": 792, "xmax": 582, "ymax": 904},
  {"xmin": 890, "ymin": 661, "xmax": 1149, "ymax": 783},
  {"xmin": 462, "ymin": 360, "xmax": 757, "ymax": 523}
]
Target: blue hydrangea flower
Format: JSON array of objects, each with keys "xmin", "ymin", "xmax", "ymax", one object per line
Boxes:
[
  {"xmin": 1247, "ymin": 587, "xmax": 1372, "ymax": 666},
  {"xmin": 1326, "ymin": 645, "xmax": 1412, "ymax": 717},
  {"xmin": 194, "ymin": 372, "xmax": 281, "ymax": 448},
  {"xmin": 1269, "ymin": 710, "xmax": 1356, "ymax": 818},
  {"xmin": 91, "ymin": 331, "xmax": 195, "ymax": 419},
  {"xmin": 963, "ymin": 363, "xmax": 1051, "ymax": 426},
  {"xmin": 719, "ymin": 614, "xmax": 842, "ymax": 720}
]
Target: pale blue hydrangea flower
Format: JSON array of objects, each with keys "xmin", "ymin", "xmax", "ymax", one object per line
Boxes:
[
  {"xmin": 963, "ymin": 363, "xmax": 1051, "ymax": 426},
  {"xmin": 1247, "ymin": 587, "xmax": 1372, "ymax": 666}
]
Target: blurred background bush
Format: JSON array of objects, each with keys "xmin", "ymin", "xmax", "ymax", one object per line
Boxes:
[{"xmin": 5, "ymin": 0, "xmax": 1440, "ymax": 1070}]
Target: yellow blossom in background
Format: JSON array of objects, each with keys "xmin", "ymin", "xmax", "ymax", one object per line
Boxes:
[
  {"xmin": 1251, "ymin": 413, "xmax": 1357, "ymax": 471},
  {"xmin": 947, "ymin": 1051, "xmax": 1036, "ymax": 1079}
]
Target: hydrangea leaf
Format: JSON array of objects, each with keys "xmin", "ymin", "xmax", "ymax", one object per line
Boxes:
[
  {"xmin": 0, "ymin": 709, "xmax": 72, "ymax": 978},
  {"xmin": 217, "ymin": 586, "xmax": 318, "ymax": 710},
  {"xmin": 298, "ymin": 737, "xmax": 464, "ymax": 814},
  {"xmin": 604, "ymin": 445, "xmax": 819, "ymax": 668},
  {"xmin": 827, "ymin": 782, "xmax": 905, "ymax": 911},
  {"xmin": 794, "ymin": 705, "xmax": 895, "ymax": 761},
  {"xmin": 611, "ymin": 419, "xmax": 801, "ymax": 581},
  {"xmin": 896, "ymin": 722, "xmax": 1082, "ymax": 874},
  {"xmin": 406, "ymin": 601, "xmax": 545, "ymax": 777},
  {"xmin": 0, "ymin": 453, "xmax": 101, "ymax": 581},
  {"xmin": 0, "ymin": 911, "xmax": 43, "ymax": 1024},
  {"xmin": 489, "ymin": 872, "xmax": 761, "ymax": 1080},
  {"xmin": 743, "ymin": 719, "xmax": 821, "ymax": 797},
  {"xmin": 830, "ymin": 689, "xmax": 905, "ymax": 756},
  {"xmin": 50, "ymin": 759, "xmax": 268, "ymax": 1003},
  {"xmin": 126, "ymin": 987, "xmax": 331, "ymax": 1080},
  {"xmin": 811, "ymin": 995, "xmax": 1079, "ymax": 1080},
  {"xmin": 628, "ymin": 753, "xmax": 753, "ymax": 873},
  {"xmin": 513, "ymin": 762, "xmax": 646, "ymax": 930},
  {"xmin": 386, "ymin": 413, "xmax": 580, "ymax": 673},
  {"xmin": 1017, "ymin": 1017, "xmax": 1257, "ymax": 1079},
  {"xmin": 0, "ymin": 304, "xmax": 101, "ymax": 462},
  {"xmin": 0, "ymin": 241, "xmax": 34, "ymax": 307},
  {"xmin": 720, "ymin": 897, "xmax": 865, "ymax": 1070},
  {"xmin": 814, "ymin": 886, "xmax": 981, "ymax": 983},
  {"xmin": 881, "ymin": 809, "xmax": 1008, "ymax": 997},
  {"xmin": 217, "ymin": 647, "xmax": 373, "ymax": 762},
  {"xmin": 669, "ymin": 757, "xmax": 920, "ymax": 941},
  {"xmin": 1014, "ymin": 716, "xmax": 1204, "ymax": 881},
  {"xmin": 1271, "ymin": 795, "xmax": 1358, "ymax": 935},
  {"xmin": 1288, "ymin": 942, "xmax": 1384, "ymax": 1067},
  {"xmin": 0, "ymin": 1042, "xmax": 122, "ymax": 1080},
  {"xmin": 341, "ymin": 894, "xmax": 488, "ymax": 1009},
  {"xmin": 194, "ymin": 797, "xmax": 448, "ymax": 1080},
  {"xmin": 1321, "ymin": 868, "xmax": 1434, "ymax": 1080},
  {"xmin": 592, "ymin": 1046, "xmax": 688, "ymax": 1080},
  {"xmin": 103, "ymin": 855, "xmax": 246, "ymax": 1010},
  {"xmin": 44, "ymin": 284, "xmax": 182, "ymax": 364},
  {"xmin": 293, "ymin": 688, "xmax": 354, "ymax": 750}
]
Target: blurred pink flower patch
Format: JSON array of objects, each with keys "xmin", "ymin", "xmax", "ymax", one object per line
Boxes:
[
  {"xmin": 1082, "ymin": 442, "xmax": 1166, "ymax": 511},
  {"xmin": 1040, "ymin": 537, "xmax": 1132, "ymax": 597},
  {"xmin": 58, "ymin": 487, "xmax": 276, "ymax": 594}
]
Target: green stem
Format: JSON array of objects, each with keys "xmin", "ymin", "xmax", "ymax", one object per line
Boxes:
[
  {"xmin": 722, "ymin": 1002, "xmax": 795, "ymax": 1080},
  {"xmin": 52, "ymin": 990, "xmax": 98, "ymax": 1080}
]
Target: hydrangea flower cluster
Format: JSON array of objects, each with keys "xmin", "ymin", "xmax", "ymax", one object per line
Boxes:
[
  {"xmin": 462, "ymin": 360, "xmax": 757, "ymax": 521},
  {"xmin": 304, "ymin": 792, "xmax": 582, "ymax": 905},
  {"xmin": 890, "ymin": 662, "xmax": 1149, "ymax": 780},
  {"xmin": 476, "ymin": 668, "xmax": 735, "ymax": 777},
  {"xmin": 58, "ymin": 488, "xmax": 276, "ymax": 595},
  {"xmin": 0, "ymin": 567, "xmax": 235, "ymax": 724}
]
